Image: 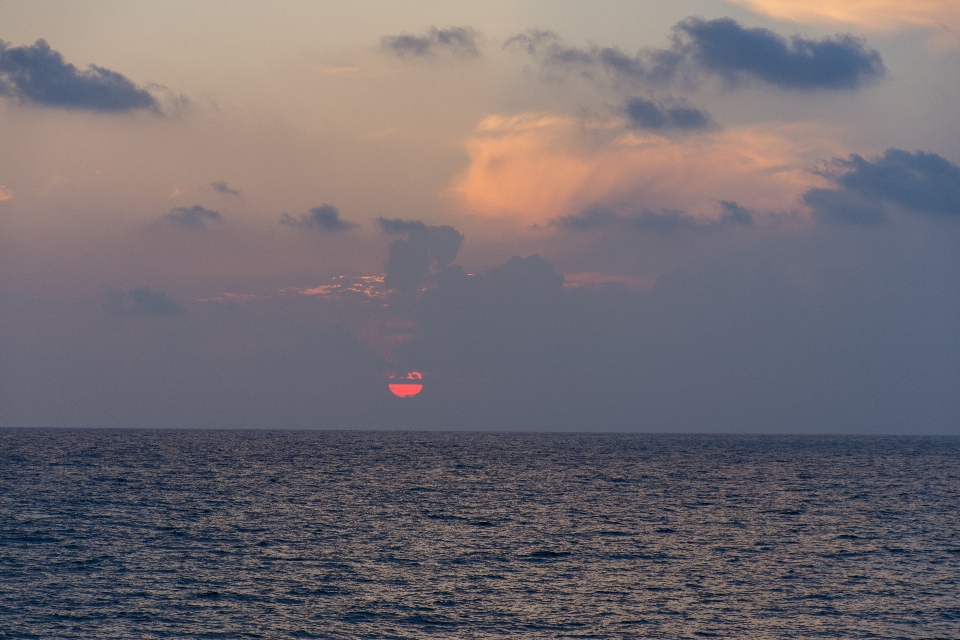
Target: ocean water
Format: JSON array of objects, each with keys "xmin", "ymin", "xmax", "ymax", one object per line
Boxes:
[{"xmin": 1, "ymin": 430, "xmax": 958, "ymax": 639}]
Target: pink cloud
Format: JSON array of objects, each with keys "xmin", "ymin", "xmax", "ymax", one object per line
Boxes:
[{"xmin": 449, "ymin": 113, "xmax": 838, "ymax": 227}]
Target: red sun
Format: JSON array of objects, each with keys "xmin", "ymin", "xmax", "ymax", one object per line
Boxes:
[{"xmin": 389, "ymin": 371, "xmax": 423, "ymax": 398}]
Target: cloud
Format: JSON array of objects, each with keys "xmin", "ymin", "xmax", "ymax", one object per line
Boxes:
[
  {"xmin": 804, "ymin": 148, "xmax": 960, "ymax": 224},
  {"xmin": 164, "ymin": 205, "xmax": 222, "ymax": 230},
  {"xmin": 0, "ymin": 39, "xmax": 158, "ymax": 112},
  {"xmin": 507, "ymin": 17, "xmax": 885, "ymax": 90},
  {"xmin": 676, "ymin": 17, "xmax": 886, "ymax": 90},
  {"xmin": 384, "ymin": 224, "xmax": 464, "ymax": 291},
  {"xmin": 382, "ymin": 27, "xmax": 480, "ymax": 58},
  {"xmin": 725, "ymin": 0, "xmax": 960, "ymax": 47},
  {"xmin": 281, "ymin": 204, "xmax": 359, "ymax": 232},
  {"xmin": 210, "ymin": 181, "xmax": 241, "ymax": 196},
  {"xmin": 451, "ymin": 113, "xmax": 834, "ymax": 226},
  {"xmin": 0, "ymin": 185, "xmax": 12, "ymax": 201},
  {"xmin": 104, "ymin": 287, "xmax": 185, "ymax": 316},
  {"xmin": 377, "ymin": 216, "xmax": 428, "ymax": 234},
  {"xmin": 625, "ymin": 97, "xmax": 711, "ymax": 130}
]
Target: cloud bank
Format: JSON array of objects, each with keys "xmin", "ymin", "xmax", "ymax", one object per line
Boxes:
[{"xmin": 0, "ymin": 39, "xmax": 157, "ymax": 112}]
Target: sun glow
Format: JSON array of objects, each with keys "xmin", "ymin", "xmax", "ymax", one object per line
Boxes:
[{"xmin": 726, "ymin": 0, "xmax": 960, "ymax": 32}]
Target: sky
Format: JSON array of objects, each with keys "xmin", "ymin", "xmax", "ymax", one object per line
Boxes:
[{"xmin": 1, "ymin": 0, "xmax": 958, "ymax": 433}]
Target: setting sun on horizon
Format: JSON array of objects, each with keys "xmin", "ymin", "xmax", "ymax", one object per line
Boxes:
[{"xmin": 388, "ymin": 371, "xmax": 423, "ymax": 398}]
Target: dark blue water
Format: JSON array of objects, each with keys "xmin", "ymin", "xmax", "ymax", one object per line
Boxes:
[{"xmin": 1, "ymin": 430, "xmax": 958, "ymax": 638}]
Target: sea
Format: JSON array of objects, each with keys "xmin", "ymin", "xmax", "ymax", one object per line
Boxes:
[{"xmin": 1, "ymin": 430, "xmax": 958, "ymax": 639}]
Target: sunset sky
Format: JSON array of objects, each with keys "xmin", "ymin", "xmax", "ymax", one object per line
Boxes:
[{"xmin": 2, "ymin": 1, "xmax": 958, "ymax": 432}]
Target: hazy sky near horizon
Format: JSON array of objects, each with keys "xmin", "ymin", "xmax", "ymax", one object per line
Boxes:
[{"xmin": 2, "ymin": 1, "xmax": 959, "ymax": 432}]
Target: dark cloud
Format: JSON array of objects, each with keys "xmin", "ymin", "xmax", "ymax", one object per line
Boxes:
[
  {"xmin": 676, "ymin": 17, "xmax": 885, "ymax": 90},
  {"xmin": 625, "ymin": 97, "xmax": 711, "ymax": 130},
  {"xmin": 551, "ymin": 204, "xmax": 752, "ymax": 233},
  {"xmin": 833, "ymin": 149, "xmax": 960, "ymax": 215},
  {"xmin": 377, "ymin": 216, "xmax": 428, "ymax": 234},
  {"xmin": 210, "ymin": 181, "xmax": 241, "ymax": 196},
  {"xmin": 384, "ymin": 224, "xmax": 464, "ymax": 291},
  {"xmin": 507, "ymin": 17, "xmax": 884, "ymax": 91},
  {"xmin": 0, "ymin": 39, "xmax": 158, "ymax": 112},
  {"xmin": 281, "ymin": 204, "xmax": 359, "ymax": 232},
  {"xmin": 382, "ymin": 27, "xmax": 480, "ymax": 59},
  {"xmin": 805, "ymin": 148, "xmax": 960, "ymax": 224},
  {"xmin": 165, "ymin": 205, "xmax": 222, "ymax": 230},
  {"xmin": 104, "ymin": 287, "xmax": 184, "ymax": 317}
]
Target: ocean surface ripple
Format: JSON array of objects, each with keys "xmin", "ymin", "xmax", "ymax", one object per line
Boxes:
[{"xmin": 1, "ymin": 430, "xmax": 958, "ymax": 638}]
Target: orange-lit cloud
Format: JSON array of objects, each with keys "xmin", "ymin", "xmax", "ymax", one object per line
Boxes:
[
  {"xmin": 450, "ymin": 113, "xmax": 838, "ymax": 227},
  {"xmin": 282, "ymin": 275, "xmax": 388, "ymax": 300},
  {"xmin": 197, "ymin": 276, "xmax": 391, "ymax": 305},
  {"xmin": 727, "ymin": 0, "xmax": 960, "ymax": 47},
  {"xmin": 0, "ymin": 185, "xmax": 12, "ymax": 201}
]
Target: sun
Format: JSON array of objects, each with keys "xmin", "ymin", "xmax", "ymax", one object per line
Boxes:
[{"xmin": 388, "ymin": 371, "xmax": 423, "ymax": 398}]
